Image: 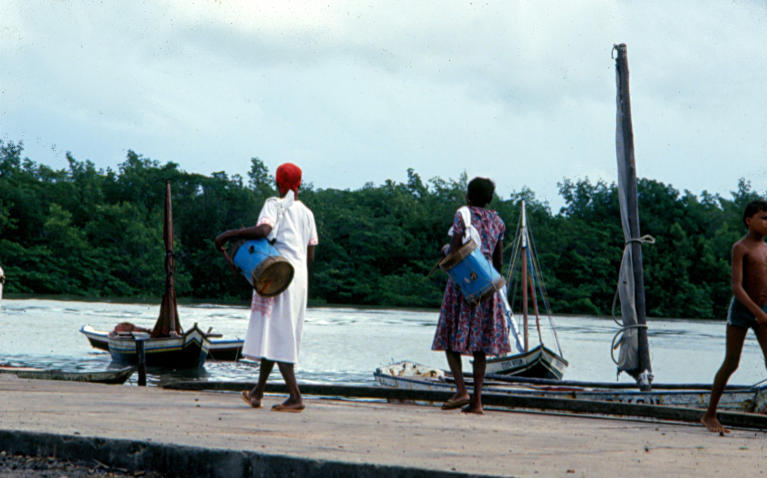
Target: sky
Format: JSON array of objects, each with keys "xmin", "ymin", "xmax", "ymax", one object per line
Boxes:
[{"xmin": 2, "ymin": 0, "xmax": 766, "ymax": 209}]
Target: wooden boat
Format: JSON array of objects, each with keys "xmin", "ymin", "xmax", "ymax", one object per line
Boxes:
[
  {"xmin": 0, "ymin": 365, "xmax": 134, "ymax": 384},
  {"xmin": 485, "ymin": 343, "xmax": 567, "ymax": 379},
  {"xmin": 106, "ymin": 323, "xmax": 211, "ymax": 369},
  {"xmin": 374, "ymin": 361, "xmax": 767, "ymax": 414},
  {"xmin": 80, "ymin": 183, "xmax": 240, "ymax": 370},
  {"xmin": 80, "ymin": 325, "xmax": 244, "ymax": 362},
  {"xmin": 487, "ymin": 200, "xmax": 568, "ymax": 379}
]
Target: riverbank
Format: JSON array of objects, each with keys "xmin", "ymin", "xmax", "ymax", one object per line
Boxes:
[{"xmin": 1, "ymin": 375, "xmax": 764, "ymax": 478}]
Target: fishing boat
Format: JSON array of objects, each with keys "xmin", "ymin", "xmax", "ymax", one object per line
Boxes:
[
  {"xmin": 374, "ymin": 361, "xmax": 767, "ymax": 414},
  {"xmin": 0, "ymin": 364, "xmax": 134, "ymax": 384},
  {"xmin": 80, "ymin": 325, "xmax": 243, "ymax": 362},
  {"xmin": 106, "ymin": 323, "xmax": 211, "ymax": 368},
  {"xmin": 486, "ymin": 200, "xmax": 568, "ymax": 379},
  {"xmin": 81, "ymin": 182, "xmax": 223, "ymax": 369}
]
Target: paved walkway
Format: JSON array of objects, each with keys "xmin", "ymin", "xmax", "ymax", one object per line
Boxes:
[{"xmin": 0, "ymin": 375, "xmax": 764, "ymax": 477}]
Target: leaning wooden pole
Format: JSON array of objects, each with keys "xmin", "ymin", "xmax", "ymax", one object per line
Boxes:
[
  {"xmin": 521, "ymin": 200, "xmax": 529, "ymax": 352},
  {"xmin": 615, "ymin": 43, "xmax": 652, "ymax": 391}
]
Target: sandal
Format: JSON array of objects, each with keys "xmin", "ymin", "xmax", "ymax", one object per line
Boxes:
[
  {"xmin": 271, "ymin": 402, "xmax": 305, "ymax": 413},
  {"xmin": 240, "ymin": 390, "xmax": 262, "ymax": 408},
  {"xmin": 441, "ymin": 398, "xmax": 470, "ymax": 410}
]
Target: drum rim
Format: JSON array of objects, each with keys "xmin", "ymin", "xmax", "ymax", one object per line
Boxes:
[
  {"xmin": 253, "ymin": 256, "xmax": 295, "ymax": 297},
  {"xmin": 439, "ymin": 239, "xmax": 479, "ymax": 271}
]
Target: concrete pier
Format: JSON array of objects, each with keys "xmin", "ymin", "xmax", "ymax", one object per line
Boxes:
[{"xmin": 0, "ymin": 375, "xmax": 764, "ymax": 478}]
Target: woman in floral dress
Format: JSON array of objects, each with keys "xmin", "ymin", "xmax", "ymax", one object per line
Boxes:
[{"xmin": 432, "ymin": 177, "xmax": 509, "ymax": 414}]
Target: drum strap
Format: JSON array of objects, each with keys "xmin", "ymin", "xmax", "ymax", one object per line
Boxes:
[
  {"xmin": 267, "ymin": 190, "xmax": 295, "ymax": 243},
  {"xmin": 448, "ymin": 206, "xmax": 482, "ymax": 247}
]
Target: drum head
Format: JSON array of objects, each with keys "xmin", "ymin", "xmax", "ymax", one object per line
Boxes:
[{"xmin": 252, "ymin": 256, "xmax": 295, "ymax": 297}]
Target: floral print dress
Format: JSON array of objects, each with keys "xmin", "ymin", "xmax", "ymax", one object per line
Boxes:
[{"xmin": 432, "ymin": 206, "xmax": 510, "ymax": 356}]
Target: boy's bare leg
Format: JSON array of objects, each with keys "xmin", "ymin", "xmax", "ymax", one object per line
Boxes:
[
  {"xmin": 248, "ymin": 359, "xmax": 275, "ymax": 407},
  {"xmin": 701, "ymin": 325, "xmax": 747, "ymax": 433},
  {"xmin": 463, "ymin": 352, "xmax": 486, "ymax": 414},
  {"xmin": 276, "ymin": 361, "xmax": 304, "ymax": 409},
  {"xmin": 445, "ymin": 350, "xmax": 470, "ymax": 402},
  {"xmin": 754, "ymin": 324, "xmax": 767, "ymax": 368}
]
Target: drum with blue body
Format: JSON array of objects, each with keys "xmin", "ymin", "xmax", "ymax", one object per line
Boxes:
[
  {"xmin": 228, "ymin": 239, "xmax": 295, "ymax": 297},
  {"xmin": 439, "ymin": 240, "xmax": 505, "ymax": 305}
]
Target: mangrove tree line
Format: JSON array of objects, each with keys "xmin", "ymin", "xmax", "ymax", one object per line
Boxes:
[{"xmin": 0, "ymin": 140, "xmax": 761, "ymax": 319}]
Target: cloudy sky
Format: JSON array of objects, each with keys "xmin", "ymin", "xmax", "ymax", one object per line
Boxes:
[{"xmin": 2, "ymin": 1, "xmax": 766, "ymax": 208}]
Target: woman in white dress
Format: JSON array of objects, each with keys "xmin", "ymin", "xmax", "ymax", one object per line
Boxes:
[{"xmin": 215, "ymin": 163, "xmax": 318, "ymax": 412}]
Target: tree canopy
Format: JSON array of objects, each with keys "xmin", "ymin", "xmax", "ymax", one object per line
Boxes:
[{"xmin": 0, "ymin": 140, "xmax": 760, "ymax": 319}]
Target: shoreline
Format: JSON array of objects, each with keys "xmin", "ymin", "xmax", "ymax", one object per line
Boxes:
[{"xmin": 1, "ymin": 295, "xmax": 728, "ymax": 321}]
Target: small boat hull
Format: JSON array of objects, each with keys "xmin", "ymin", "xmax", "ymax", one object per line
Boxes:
[
  {"xmin": 81, "ymin": 325, "xmax": 243, "ymax": 362},
  {"xmin": 374, "ymin": 361, "xmax": 767, "ymax": 414},
  {"xmin": 0, "ymin": 366, "xmax": 134, "ymax": 384},
  {"xmin": 106, "ymin": 325, "xmax": 211, "ymax": 369},
  {"xmin": 485, "ymin": 344, "xmax": 568, "ymax": 380},
  {"xmin": 205, "ymin": 340, "xmax": 244, "ymax": 361}
]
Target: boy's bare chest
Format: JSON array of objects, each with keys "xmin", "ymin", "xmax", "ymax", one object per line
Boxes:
[{"xmin": 744, "ymin": 245, "xmax": 767, "ymax": 276}]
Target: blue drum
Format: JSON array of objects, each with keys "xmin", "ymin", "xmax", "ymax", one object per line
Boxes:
[
  {"xmin": 228, "ymin": 239, "xmax": 295, "ymax": 297},
  {"xmin": 439, "ymin": 240, "xmax": 505, "ymax": 305}
]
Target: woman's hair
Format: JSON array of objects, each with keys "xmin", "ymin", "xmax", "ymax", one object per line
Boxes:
[
  {"xmin": 467, "ymin": 177, "xmax": 495, "ymax": 207},
  {"xmin": 743, "ymin": 199, "xmax": 767, "ymax": 227}
]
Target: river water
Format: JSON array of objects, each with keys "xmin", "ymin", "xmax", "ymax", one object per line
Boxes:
[{"xmin": 1, "ymin": 298, "xmax": 765, "ymax": 387}]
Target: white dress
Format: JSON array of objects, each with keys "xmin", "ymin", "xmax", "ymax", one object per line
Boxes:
[{"xmin": 241, "ymin": 197, "xmax": 318, "ymax": 364}]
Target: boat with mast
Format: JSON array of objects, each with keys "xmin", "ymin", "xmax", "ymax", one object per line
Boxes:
[
  {"xmin": 484, "ymin": 199, "xmax": 568, "ymax": 379},
  {"xmin": 83, "ymin": 182, "xmax": 213, "ymax": 369}
]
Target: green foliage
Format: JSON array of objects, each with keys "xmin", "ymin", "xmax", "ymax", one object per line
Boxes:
[{"xmin": 0, "ymin": 139, "xmax": 761, "ymax": 319}]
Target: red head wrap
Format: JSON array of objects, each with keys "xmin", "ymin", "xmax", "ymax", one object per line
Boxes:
[{"xmin": 275, "ymin": 163, "xmax": 302, "ymax": 196}]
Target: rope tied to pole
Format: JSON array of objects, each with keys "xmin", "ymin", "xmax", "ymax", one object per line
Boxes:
[
  {"xmin": 625, "ymin": 234, "xmax": 655, "ymax": 246},
  {"xmin": 610, "ymin": 234, "xmax": 656, "ymax": 366}
]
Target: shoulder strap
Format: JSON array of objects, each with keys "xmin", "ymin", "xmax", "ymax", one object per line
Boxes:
[
  {"xmin": 448, "ymin": 206, "xmax": 482, "ymax": 247},
  {"xmin": 267, "ymin": 190, "xmax": 295, "ymax": 241}
]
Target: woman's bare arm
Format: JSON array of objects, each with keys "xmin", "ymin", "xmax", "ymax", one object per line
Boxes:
[
  {"xmin": 307, "ymin": 245, "xmax": 315, "ymax": 264},
  {"xmin": 492, "ymin": 240, "xmax": 503, "ymax": 274},
  {"xmin": 448, "ymin": 230, "xmax": 463, "ymax": 255},
  {"xmin": 214, "ymin": 224, "xmax": 273, "ymax": 251}
]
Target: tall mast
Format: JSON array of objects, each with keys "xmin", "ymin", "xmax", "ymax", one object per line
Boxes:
[
  {"xmin": 521, "ymin": 200, "xmax": 529, "ymax": 352},
  {"xmin": 614, "ymin": 43, "xmax": 652, "ymax": 391},
  {"xmin": 151, "ymin": 181, "xmax": 181, "ymax": 338}
]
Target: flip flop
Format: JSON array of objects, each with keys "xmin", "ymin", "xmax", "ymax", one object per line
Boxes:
[
  {"xmin": 441, "ymin": 398, "xmax": 470, "ymax": 410},
  {"xmin": 461, "ymin": 405, "xmax": 485, "ymax": 415},
  {"xmin": 240, "ymin": 390, "xmax": 261, "ymax": 408},
  {"xmin": 271, "ymin": 402, "xmax": 305, "ymax": 413}
]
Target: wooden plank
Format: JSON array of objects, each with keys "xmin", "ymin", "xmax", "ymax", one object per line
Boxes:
[
  {"xmin": 482, "ymin": 373, "xmax": 751, "ymax": 391},
  {"xmin": 162, "ymin": 381, "xmax": 767, "ymax": 430}
]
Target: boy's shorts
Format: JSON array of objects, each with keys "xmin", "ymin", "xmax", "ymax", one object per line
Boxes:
[{"xmin": 727, "ymin": 297, "xmax": 766, "ymax": 331}]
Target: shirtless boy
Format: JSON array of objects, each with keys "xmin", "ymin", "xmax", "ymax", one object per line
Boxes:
[{"xmin": 701, "ymin": 199, "xmax": 767, "ymax": 433}]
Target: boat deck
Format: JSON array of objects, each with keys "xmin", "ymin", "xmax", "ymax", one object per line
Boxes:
[{"xmin": 0, "ymin": 374, "xmax": 763, "ymax": 478}]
